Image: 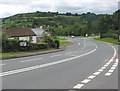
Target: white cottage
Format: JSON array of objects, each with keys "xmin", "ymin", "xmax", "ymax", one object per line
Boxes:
[
  {"xmin": 31, "ymin": 28, "xmax": 49, "ymax": 42},
  {"xmin": 5, "ymin": 28, "xmax": 37, "ymax": 43}
]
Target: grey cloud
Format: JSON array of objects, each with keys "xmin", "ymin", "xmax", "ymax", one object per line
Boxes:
[{"xmin": 0, "ymin": 0, "xmax": 119, "ymax": 18}]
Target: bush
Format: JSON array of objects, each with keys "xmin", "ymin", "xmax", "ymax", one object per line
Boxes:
[
  {"xmin": 42, "ymin": 34, "xmax": 56, "ymax": 48},
  {"xmin": 55, "ymin": 40, "xmax": 59, "ymax": 49},
  {"xmin": 32, "ymin": 43, "xmax": 48, "ymax": 50}
]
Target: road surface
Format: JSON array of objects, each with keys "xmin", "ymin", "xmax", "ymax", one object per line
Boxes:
[{"xmin": 1, "ymin": 37, "xmax": 119, "ymax": 89}]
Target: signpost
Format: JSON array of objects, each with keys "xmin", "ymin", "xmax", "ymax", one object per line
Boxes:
[
  {"xmin": 20, "ymin": 42, "xmax": 27, "ymax": 51},
  {"xmin": 20, "ymin": 42, "xmax": 27, "ymax": 47}
]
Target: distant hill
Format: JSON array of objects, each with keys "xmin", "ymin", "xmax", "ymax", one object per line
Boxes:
[{"xmin": 2, "ymin": 10, "xmax": 119, "ymax": 36}]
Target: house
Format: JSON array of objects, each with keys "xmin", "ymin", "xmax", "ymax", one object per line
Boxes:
[
  {"xmin": 31, "ymin": 28, "xmax": 49, "ymax": 42},
  {"xmin": 5, "ymin": 28, "xmax": 37, "ymax": 43}
]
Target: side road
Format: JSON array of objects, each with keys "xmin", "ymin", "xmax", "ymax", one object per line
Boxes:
[{"xmin": 2, "ymin": 42, "xmax": 73, "ymax": 60}]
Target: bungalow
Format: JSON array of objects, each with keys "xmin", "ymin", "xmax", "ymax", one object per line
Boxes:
[
  {"xmin": 31, "ymin": 28, "xmax": 50, "ymax": 42},
  {"xmin": 5, "ymin": 28, "xmax": 37, "ymax": 43}
]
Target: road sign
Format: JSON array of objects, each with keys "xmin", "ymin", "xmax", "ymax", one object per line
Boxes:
[{"xmin": 20, "ymin": 42, "xmax": 27, "ymax": 46}]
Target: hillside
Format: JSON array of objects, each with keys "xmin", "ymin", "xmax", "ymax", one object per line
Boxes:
[{"xmin": 2, "ymin": 11, "xmax": 119, "ymax": 37}]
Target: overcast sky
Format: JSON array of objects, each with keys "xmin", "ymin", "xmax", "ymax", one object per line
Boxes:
[{"xmin": 0, "ymin": 0, "xmax": 119, "ymax": 18}]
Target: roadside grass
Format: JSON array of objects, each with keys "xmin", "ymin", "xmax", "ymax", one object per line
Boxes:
[
  {"xmin": 0, "ymin": 48, "xmax": 55, "ymax": 59},
  {"xmin": 93, "ymin": 38, "xmax": 120, "ymax": 45},
  {"xmin": 58, "ymin": 38, "xmax": 67, "ymax": 40},
  {"xmin": 60, "ymin": 41, "xmax": 70, "ymax": 46}
]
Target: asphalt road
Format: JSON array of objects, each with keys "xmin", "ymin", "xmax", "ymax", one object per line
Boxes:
[{"xmin": 1, "ymin": 37, "xmax": 119, "ymax": 89}]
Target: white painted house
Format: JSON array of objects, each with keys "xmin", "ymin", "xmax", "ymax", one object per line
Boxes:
[
  {"xmin": 5, "ymin": 28, "xmax": 37, "ymax": 43},
  {"xmin": 31, "ymin": 28, "xmax": 50, "ymax": 42}
]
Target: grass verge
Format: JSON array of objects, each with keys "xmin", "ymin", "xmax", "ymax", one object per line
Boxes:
[
  {"xmin": 93, "ymin": 38, "xmax": 120, "ymax": 45},
  {"xmin": 58, "ymin": 38, "xmax": 67, "ymax": 40},
  {"xmin": 60, "ymin": 41, "xmax": 70, "ymax": 46},
  {"xmin": 0, "ymin": 48, "xmax": 55, "ymax": 59}
]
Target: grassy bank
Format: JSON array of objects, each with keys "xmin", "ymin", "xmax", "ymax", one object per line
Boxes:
[{"xmin": 93, "ymin": 38, "xmax": 120, "ymax": 45}]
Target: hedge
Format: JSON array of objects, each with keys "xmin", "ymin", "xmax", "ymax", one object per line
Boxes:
[
  {"xmin": 2, "ymin": 39, "xmax": 49, "ymax": 53},
  {"xmin": 100, "ymin": 33, "xmax": 118, "ymax": 39}
]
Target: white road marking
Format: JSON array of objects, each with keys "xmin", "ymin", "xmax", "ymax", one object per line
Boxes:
[
  {"xmin": 88, "ymin": 75, "xmax": 96, "ymax": 79},
  {"xmin": 21, "ymin": 58, "xmax": 43, "ymax": 63},
  {"xmin": 98, "ymin": 69, "xmax": 104, "ymax": 72},
  {"xmin": 93, "ymin": 72, "xmax": 101, "ymax": 75},
  {"xmin": 111, "ymin": 67, "xmax": 116, "ymax": 70},
  {"xmin": 108, "ymin": 70, "xmax": 114, "ymax": 73},
  {"xmin": 101, "ymin": 67, "xmax": 106, "ymax": 69},
  {"xmin": 50, "ymin": 54, "xmax": 62, "ymax": 57},
  {"xmin": 82, "ymin": 44, "xmax": 87, "ymax": 49},
  {"xmin": 105, "ymin": 59, "xmax": 118, "ymax": 76},
  {"xmin": 78, "ymin": 43, "xmax": 80, "ymax": 45},
  {"xmin": 73, "ymin": 45, "xmax": 117, "ymax": 89},
  {"xmin": 0, "ymin": 43, "xmax": 97, "ymax": 77},
  {"xmin": 105, "ymin": 73, "xmax": 112, "ymax": 76},
  {"xmin": 112, "ymin": 64, "xmax": 117, "ymax": 67},
  {"xmin": 81, "ymin": 79, "xmax": 91, "ymax": 84},
  {"xmin": 73, "ymin": 84, "xmax": 84, "ymax": 89},
  {"xmin": 104, "ymin": 64, "xmax": 109, "ymax": 67},
  {"xmin": 106, "ymin": 62, "xmax": 111, "ymax": 65},
  {"xmin": 115, "ymin": 59, "xmax": 119, "ymax": 63}
]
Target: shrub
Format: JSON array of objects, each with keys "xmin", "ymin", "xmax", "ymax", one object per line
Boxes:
[
  {"xmin": 42, "ymin": 34, "xmax": 55, "ymax": 48},
  {"xmin": 55, "ymin": 40, "xmax": 59, "ymax": 49},
  {"xmin": 32, "ymin": 43, "xmax": 48, "ymax": 50}
]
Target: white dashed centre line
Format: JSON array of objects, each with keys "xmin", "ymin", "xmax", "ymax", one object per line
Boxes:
[
  {"xmin": 50, "ymin": 54, "xmax": 62, "ymax": 57},
  {"xmin": 21, "ymin": 58, "xmax": 43, "ymax": 63}
]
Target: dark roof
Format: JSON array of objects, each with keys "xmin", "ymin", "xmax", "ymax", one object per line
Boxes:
[{"xmin": 5, "ymin": 28, "xmax": 36, "ymax": 37}]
